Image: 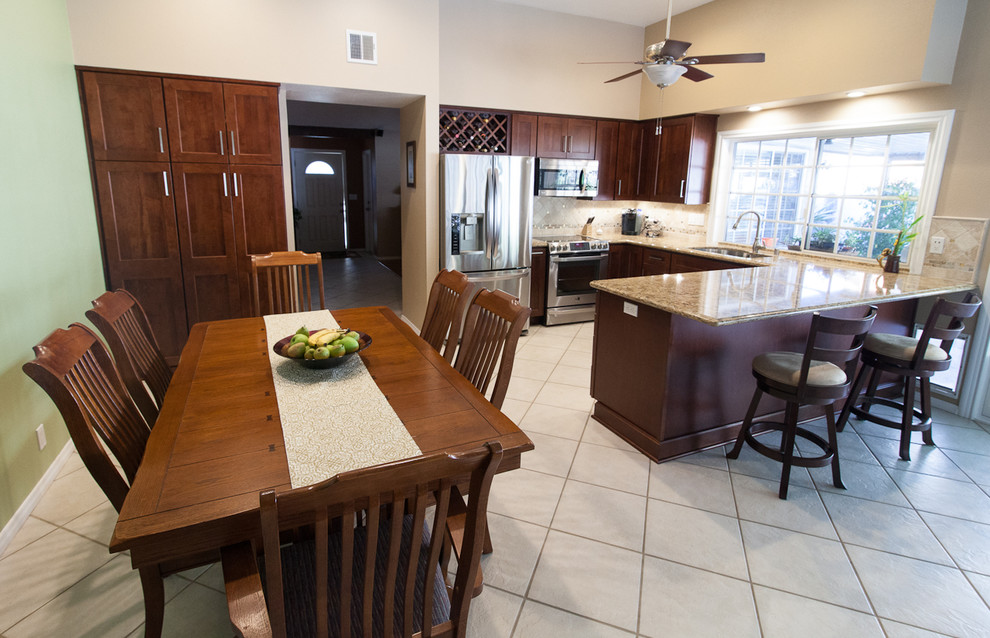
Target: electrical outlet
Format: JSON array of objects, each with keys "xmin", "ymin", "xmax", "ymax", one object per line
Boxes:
[
  {"xmin": 36, "ymin": 423, "xmax": 47, "ymax": 451},
  {"xmin": 930, "ymin": 236, "xmax": 946, "ymax": 255}
]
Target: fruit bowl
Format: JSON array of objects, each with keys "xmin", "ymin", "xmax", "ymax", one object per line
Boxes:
[{"xmin": 272, "ymin": 329, "xmax": 372, "ymax": 369}]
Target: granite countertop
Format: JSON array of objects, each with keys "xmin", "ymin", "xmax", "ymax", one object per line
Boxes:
[{"xmin": 590, "ymin": 245, "xmax": 974, "ymax": 326}]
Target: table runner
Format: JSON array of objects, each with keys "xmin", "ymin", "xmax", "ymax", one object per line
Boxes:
[{"xmin": 263, "ymin": 310, "xmax": 422, "ymax": 487}]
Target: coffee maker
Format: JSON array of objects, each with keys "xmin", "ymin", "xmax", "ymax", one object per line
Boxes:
[{"xmin": 621, "ymin": 209, "xmax": 645, "ymax": 235}]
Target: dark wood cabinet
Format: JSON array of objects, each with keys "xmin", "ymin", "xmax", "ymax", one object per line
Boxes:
[
  {"xmin": 92, "ymin": 160, "xmax": 189, "ymax": 361},
  {"xmin": 537, "ymin": 116, "xmax": 597, "ymax": 159},
  {"xmin": 530, "ymin": 246, "xmax": 547, "ymax": 320},
  {"xmin": 80, "ymin": 68, "xmax": 285, "ymax": 362},
  {"xmin": 608, "ymin": 244, "xmax": 643, "ymax": 278},
  {"xmin": 653, "ymin": 114, "xmax": 718, "ymax": 205},
  {"xmin": 593, "ymin": 120, "xmax": 619, "ymax": 201},
  {"xmin": 164, "ymin": 80, "xmax": 281, "ymax": 165},
  {"xmin": 615, "ymin": 121, "xmax": 656, "ymax": 201},
  {"xmin": 669, "ymin": 252, "xmax": 750, "ymax": 273},
  {"xmin": 81, "ymin": 72, "xmax": 169, "ymax": 162},
  {"xmin": 511, "ymin": 114, "xmax": 538, "ymax": 157},
  {"xmin": 641, "ymin": 248, "xmax": 671, "ymax": 275}
]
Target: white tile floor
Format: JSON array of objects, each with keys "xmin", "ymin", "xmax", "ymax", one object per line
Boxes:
[{"xmin": 5, "ymin": 321, "xmax": 990, "ymax": 637}]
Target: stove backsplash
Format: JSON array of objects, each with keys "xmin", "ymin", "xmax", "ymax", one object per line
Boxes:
[{"xmin": 533, "ymin": 197, "xmax": 709, "ymax": 240}]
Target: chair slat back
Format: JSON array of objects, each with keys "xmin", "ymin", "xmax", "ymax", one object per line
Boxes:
[
  {"xmin": 912, "ymin": 293, "xmax": 982, "ymax": 366},
  {"xmin": 87, "ymin": 289, "xmax": 172, "ymax": 425},
  {"xmin": 421, "ymin": 270, "xmax": 473, "ymax": 363},
  {"xmin": 797, "ymin": 306, "xmax": 878, "ymax": 396},
  {"xmin": 259, "ymin": 443, "xmax": 502, "ymax": 638},
  {"xmin": 22, "ymin": 324, "xmax": 151, "ymax": 512},
  {"xmin": 453, "ymin": 289, "xmax": 531, "ymax": 409},
  {"xmin": 250, "ymin": 251, "xmax": 326, "ymax": 316}
]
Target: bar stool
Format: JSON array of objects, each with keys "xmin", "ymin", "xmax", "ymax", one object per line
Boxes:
[
  {"xmin": 727, "ymin": 307, "xmax": 877, "ymax": 499},
  {"xmin": 837, "ymin": 293, "xmax": 981, "ymax": 461}
]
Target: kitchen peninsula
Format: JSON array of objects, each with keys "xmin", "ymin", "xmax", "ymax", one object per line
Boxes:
[{"xmin": 589, "ymin": 249, "xmax": 974, "ymax": 462}]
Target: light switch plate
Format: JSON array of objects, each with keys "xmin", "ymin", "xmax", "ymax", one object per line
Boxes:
[
  {"xmin": 930, "ymin": 236, "xmax": 946, "ymax": 254},
  {"xmin": 688, "ymin": 213, "xmax": 706, "ymax": 226}
]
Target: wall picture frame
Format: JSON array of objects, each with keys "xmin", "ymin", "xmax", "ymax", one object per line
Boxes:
[{"xmin": 406, "ymin": 141, "xmax": 416, "ymax": 187}]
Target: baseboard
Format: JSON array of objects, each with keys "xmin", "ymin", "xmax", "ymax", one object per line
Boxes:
[
  {"xmin": 0, "ymin": 441, "xmax": 74, "ymax": 555},
  {"xmin": 400, "ymin": 313, "xmax": 421, "ymax": 333}
]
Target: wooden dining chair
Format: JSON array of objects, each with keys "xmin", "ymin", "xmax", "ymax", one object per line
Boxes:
[
  {"xmin": 250, "ymin": 251, "xmax": 326, "ymax": 316},
  {"xmin": 22, "ymin": 323, "xmax": 212, "ymax": 638},
  {"xmin": 453, "ymin": 288, "xmax": 531, "ymax": 410},
  {"xmin": 420, "ymin": 269, "xmax": 473, "ymax": 362},
  {"xmin": 220, "ymin": 442, "xmax": 502, "ymax": 638},
  {"xmin": 86, "ymin": 289, "xmax": 172, "ymax": 426}
]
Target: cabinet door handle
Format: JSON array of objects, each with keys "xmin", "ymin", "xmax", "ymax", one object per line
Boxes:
[
  {"xmin": 162, "ymin": 171, "xmax": 169, "ymax": 197},
  {"xmin": 219, "ymin": 131, "xmax": 225, "ymax": 156},
  {"xmin": 157, "ymin": 127, "xmax": 164, "ymax": 153},
  {"xmin": 233, "ymin": 172, "xmax": 239, "ymax": 197},
  {"xmin": 617, "ymin": 179, "xmax": 622, "ymax": 197},
  {"xmin": 222, "ymin": 172, "xmax": 228, "ymax": 197},
  {"xmin": 230, "ymin": 131, "xmax": 236, "ymax": 156},
  {"xmin": 679, "ymin": 179, "xmax": 685, "ymax": 199}
]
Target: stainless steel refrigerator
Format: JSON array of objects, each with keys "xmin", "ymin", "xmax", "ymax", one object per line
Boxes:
[{"xmin": 440, "ymin": 154, "xmax": 534, "ymax": 310}]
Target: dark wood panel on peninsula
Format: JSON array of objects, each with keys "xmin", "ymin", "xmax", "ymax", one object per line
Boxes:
[{"xmin": 590, "ymin": 291, "xmax": 917, "ymax": 462}]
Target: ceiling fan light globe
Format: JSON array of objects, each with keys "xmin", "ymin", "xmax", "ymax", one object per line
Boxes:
[{"xmin": 644, "ymin": 63, "xmax": 687, "ymax": 87}]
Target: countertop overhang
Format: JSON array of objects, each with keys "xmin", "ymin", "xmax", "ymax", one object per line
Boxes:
[{"xmin": 589, "ymin": 237, "xmax": 974, "ymax": 326}]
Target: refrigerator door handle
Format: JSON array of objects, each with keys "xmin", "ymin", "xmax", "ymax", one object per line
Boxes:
[
  {"xmin": 484, "ymin": 168, "xmax": 493, "ymax": 259},
  {"xmin": 492, "ymin": 167, "xmax": 501, "ymax": 259}
]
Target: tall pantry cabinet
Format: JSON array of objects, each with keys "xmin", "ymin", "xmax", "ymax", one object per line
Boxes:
[{"xmin": 79, "ymin": 69, "xmax": 286, "ymax": 363}]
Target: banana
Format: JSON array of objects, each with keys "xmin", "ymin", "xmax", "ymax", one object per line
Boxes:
[
  {"xmin": 316, "ymin": 328, "xmax": 347, "ymax": 346},
  {"xmin": 307, "ymin": 329, "xmax": 331, "ymax": 347}
]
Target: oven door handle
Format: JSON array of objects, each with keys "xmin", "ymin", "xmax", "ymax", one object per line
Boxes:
[{"xmin": 551, "ymin": 253, "xmax": 608, "ymax": 262}]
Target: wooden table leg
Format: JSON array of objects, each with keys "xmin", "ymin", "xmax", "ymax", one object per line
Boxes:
[{"xmin": 139, "ymin": 565, "xmax": 165, "ymax": 638}]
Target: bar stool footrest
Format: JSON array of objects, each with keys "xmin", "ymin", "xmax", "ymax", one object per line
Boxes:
[
  {"xmin": 850, "ymin": 396, "xmax": 931, "ymax": 433},
  {"xmin": 745, "ymin": 421, "xmax": 836, "ymax": 469}
]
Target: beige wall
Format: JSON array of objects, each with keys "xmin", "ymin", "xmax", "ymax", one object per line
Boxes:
[
  {"xmin": 639, "ymin": 0, "xmax": 961, "ymax": 119},
  {"xmin": 0, "ymin": 0, "xmax": 107, "ymax": 528},
  {"xmin": 438, "ymin": 0, "xmax": 643, "ymax": 119},
  {"xmin": 717, "ymin": 0, "xmax": 990, "ymax": 286}
]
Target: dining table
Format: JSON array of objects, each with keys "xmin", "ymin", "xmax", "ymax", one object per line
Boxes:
[{"xmin": 110, "ymin": 305, "xmax": 534, "ymax": 607}]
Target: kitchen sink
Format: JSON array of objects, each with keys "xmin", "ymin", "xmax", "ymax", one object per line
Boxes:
[{"xmin": 690, "ymin": 246, "xmax": 769, "ymax": 259}]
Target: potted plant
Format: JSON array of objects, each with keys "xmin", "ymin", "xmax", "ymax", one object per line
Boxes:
[{"xmin": 877, "ymin": 208, "xmax": 923, "ymax": 273}]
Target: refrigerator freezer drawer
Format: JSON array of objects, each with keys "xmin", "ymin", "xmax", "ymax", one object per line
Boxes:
[{"xmin": 464, "ymin": 268, "xmax": 532, "ymax": 331}]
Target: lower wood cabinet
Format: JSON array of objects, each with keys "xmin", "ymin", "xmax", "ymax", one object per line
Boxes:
[
  {"xmin": 608, "ymin": 244, "xmax": 643, "ymax": 278},
  {"xmin": 641, "ymin": 248, "xmax": 671, "ymax": 275},
  {"xmin": 670, "ymin": 252, "xmax": 749, "ymax": 273},
  {"xmin": 530, "ymin": 246, "xmax": 547, "ymax": 320}
]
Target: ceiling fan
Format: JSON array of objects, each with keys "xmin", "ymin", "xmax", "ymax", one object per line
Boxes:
[{"xmin": 583, "ymin": 0, "xmax": 766, "ymax": 88}]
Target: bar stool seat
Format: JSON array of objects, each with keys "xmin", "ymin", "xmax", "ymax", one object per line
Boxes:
[
  {"xmin": 837, "ymin": 293, "xmax": 981, "ymax": 461},
  {"xmin": 728, "ymin": 307, "xmax": 877, "ymax": 499}
]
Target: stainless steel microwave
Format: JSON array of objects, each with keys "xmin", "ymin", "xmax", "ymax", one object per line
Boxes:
[{"xmin": 535, "ymin": 158, "xmax": 599, "ymax": 198}]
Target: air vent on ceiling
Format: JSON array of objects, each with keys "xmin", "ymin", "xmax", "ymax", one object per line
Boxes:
[{"xmin": 346, "ymin": 30, "xmax": 377, "ymax": 65}]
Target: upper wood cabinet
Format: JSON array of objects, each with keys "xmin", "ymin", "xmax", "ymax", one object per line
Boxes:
[
  {"xmin": 511, "ymin": 113, "xmax": 538, "ymax": 157},
  {"xmin": 593, "ymin": 120, "xmax": 619, "ymax": 201},
  {"xmin": 81, "ymin": 72, "xmax": 169, "ymax": 162},
  {"xmin": 654, "ymin": 114, "xmax": 718, "ymax": 205},
  {"xmin": 164, "ymin": 80, "xmax": 281, "ymax": 165},
  {"xmin": 537, "ymin": 116, "xmax": 597, "ymax": 159},
  {"xmin": 615, "ymin": 121, "xmax": 655, "ymax": 201}
]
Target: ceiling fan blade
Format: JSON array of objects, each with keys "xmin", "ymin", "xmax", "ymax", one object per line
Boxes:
[
  {"xmin": 578, "ymin": 61, "xmax": 647, "ymax": 65},
  {"xmin": 682, "ymin": 66, "xmax": 714, "ymax": 82},
  {"xmin": 605, "ymin": 69, "xmax": 644, "ymax": 84},
  {"xmin": 656, "ymin": 39, "xmax": 692, "ymax": 59},
  {"xmin": 686, "ymin": 53, "xmax": 766, "ymax": 65}
]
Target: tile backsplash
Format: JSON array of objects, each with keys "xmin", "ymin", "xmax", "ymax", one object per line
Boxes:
[
  {"xmin": 922, "ymin": 216, "xmax": 988, "ymax": 283},
  {"xmin": 533, "ymin": 197, "xmax": 710, "ymax": 240}
]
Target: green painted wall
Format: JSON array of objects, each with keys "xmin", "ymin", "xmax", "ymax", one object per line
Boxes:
[{"xmin": 0, "ymin": 0, "xmax": 106, "ymax": 527}]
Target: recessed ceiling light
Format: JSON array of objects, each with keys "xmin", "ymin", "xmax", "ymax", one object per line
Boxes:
[
  {"xmin": 747, "ymin": 105, "xmax": 763, "ymax": 112},
  {"xmin": 847, "ymin": 91, "xmax": 866, "ymax": 98}
]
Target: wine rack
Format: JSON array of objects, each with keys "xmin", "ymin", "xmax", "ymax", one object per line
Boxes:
[{"xmin": 439, "ymin": 108, "xmax": 510, "ymax": 153}]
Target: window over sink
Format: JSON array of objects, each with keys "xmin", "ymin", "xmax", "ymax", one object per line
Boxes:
[{"xmin": 711, "ymin": 111, "xmax": 955, "ymax": 271}]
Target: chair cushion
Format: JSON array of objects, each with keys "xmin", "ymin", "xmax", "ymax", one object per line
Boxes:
[
  {"xmin": 753, "ymin": 352, "xmax": 847, "ymax": 387},
  {"xmin": 277, "ymin": 515, "xmax": 451, "ymax": 638},
  {"xmin": 864, "ymin": 333, "xmax": 948, "ymax": 362}
]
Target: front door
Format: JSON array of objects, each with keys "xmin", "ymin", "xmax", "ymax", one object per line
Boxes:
[{"xmin": 291, "ymin": 149, "xmax": 347, "ymax": 253}]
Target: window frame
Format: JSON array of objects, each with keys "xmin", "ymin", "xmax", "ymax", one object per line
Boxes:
[{"xmin": 709, "ymin": 110, "xmax": 955, "ymax": 272}]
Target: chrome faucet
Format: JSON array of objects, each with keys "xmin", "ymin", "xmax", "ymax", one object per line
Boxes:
[{"xmin": 732, "ymin": 210, "xmax": 763, "ymax": 254}]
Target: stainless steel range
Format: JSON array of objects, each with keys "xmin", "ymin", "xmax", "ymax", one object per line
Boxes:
[{"xmin": 543, "ymin": 235, "xmax": 610, "ymax": 326}]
